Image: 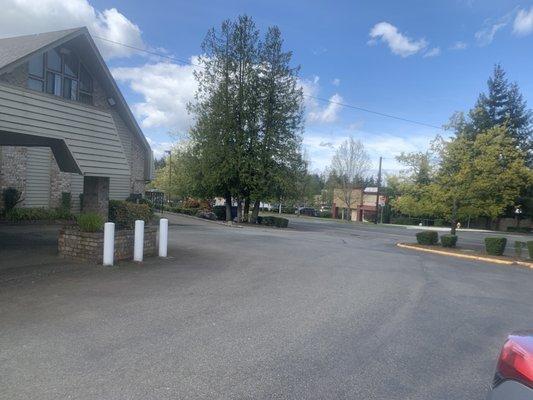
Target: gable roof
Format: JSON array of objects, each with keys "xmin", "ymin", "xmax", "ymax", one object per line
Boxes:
[
  {"xmin": 0, "ymin": 27, "xmax": 152, "ymax": 160},
  {"xmin": 0, "ymin": 28, "xmax": 83, "ymax": 72}
]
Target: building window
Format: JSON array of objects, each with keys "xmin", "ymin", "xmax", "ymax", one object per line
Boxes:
[
  {"xmin": 28, "ymin": 54, "xmax": 44, "ymax": 78},
  {"xmin": 26, "ymin": 46, "xmax": 93, "ymax": 105},
  {"xmin": 27, "ymin": 78, "xmax": 44, "ymax": 91}
]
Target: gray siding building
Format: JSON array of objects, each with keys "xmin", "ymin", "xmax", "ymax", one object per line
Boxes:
[{"xmin": 0, "ymin": 27, "xmax": 153, "ymax": 216}]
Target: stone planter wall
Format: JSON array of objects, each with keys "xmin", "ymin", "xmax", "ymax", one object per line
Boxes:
[{"xmin": 58, "ymin": 226, "xmax": 157, "ymax": 263}]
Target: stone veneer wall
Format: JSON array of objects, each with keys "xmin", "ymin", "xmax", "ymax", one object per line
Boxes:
[
  {"xmin": 0, "ymin": 147, "xmax": 27, "ymax": 208},
  {"xmin": 58, "ymin": 226, "xmax": 157, "ymax": 263},
  {"xmin": 49, "ymin": 153, "xmax": 72, "ymax": 208}
]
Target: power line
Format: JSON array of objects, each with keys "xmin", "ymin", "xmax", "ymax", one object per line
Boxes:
[
  {"xmin": 94, "ymin": 35, "xmax": 444, "ymax": 131},
  {"xmin": 307, "ymin": 95, "xmax": 442, "ymax": 130}
]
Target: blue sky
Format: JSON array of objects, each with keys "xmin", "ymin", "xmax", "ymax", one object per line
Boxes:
[{"xmin": 2, "ymin": 0, "xmax": 533, "ymax": 173}]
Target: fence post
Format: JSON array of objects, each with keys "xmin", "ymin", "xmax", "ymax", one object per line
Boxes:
[
  {"xmin": 134, "ymin": 220, "xmax": 144, "ymax": 262},
  {"xmin": 159, "ymin": 218, "xmax": 168, "ymax": 257},
  {"xmin": 103, "ymin": 222, "xmax": 115, "ymax": 266}
]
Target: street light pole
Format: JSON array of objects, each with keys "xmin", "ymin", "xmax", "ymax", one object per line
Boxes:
[
  {"xmin": 165, "ymin": 150, "xmax": 172, "ymax": 207},
  {"xmin": 374, "ymin": 156, "xmax": 382, "ymax": 224}
]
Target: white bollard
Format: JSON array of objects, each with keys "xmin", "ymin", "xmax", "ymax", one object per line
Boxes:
[
  {"xmin": 159, "ymin": 218, "xmax": 168, "ymax": 257},
  {"xmin": 103, "ymin": 222, "xmax": 115, "ymax": 266},
  {"xmin": 134, "ymin": 219, "xmax": 144, "ymax": 262}
]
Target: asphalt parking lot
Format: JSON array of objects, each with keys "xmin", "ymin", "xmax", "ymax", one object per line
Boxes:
[{"xmin": 1, "ymin": 215, "xmax": 532, "ymax": 399}]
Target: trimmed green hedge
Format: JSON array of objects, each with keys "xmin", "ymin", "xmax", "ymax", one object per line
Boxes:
[
  {"xmin": 506, "ymin": 226, "xmax": 532, "ymax": 233},
  {"xmin": 527, "ymin": 241, "xmax": 533, "ymax": 260},
  {"xmin": 257, "ymin": 216, "xmax": 289, "ymax": 228},
  {"xmin": 484, "ymin": 237, "xmax": 507, "ymax": 256},
  {"xmin": 441, "ymin": 234, "xmax": 458, "ymax": 248},
  {"xmin": 5, "ymin": 207, "xmax": 73, "ymax": 222},
  {"xmin": 77, "ymin": 213, "xmax": 104, "ymax": 232},
  {"xmin": 109, "ymin": 200, "xmax": 153, "ymax": 229},
  {"xmin": 317, "ymin": 211, "xmax": 332, "ymax": 218},
  {"xmin": 416, "ymin": 231, "xmax": 439, "ymax": 245}
]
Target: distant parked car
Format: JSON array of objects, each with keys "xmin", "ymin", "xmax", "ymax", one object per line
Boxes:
[
  {"xmin": 486, "ymin": 330, "xmax": 533, "ymax": 399},
  {"xmin": 296, "ymin": 207, "xmax": 317, "ymax": 217}
]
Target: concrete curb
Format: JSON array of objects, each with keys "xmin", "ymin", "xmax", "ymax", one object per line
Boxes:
[{"xmin": 397, "ymin": 243, "xmax": 533, "ymax": 269}]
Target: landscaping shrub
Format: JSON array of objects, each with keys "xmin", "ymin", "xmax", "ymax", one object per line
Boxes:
[
  {"xmin": 256, "ymin": 216, "xmax": 289, "ymax": 228},
  {"xmin": 7, "ymin": 207, "xmax": 50, "ymax": 222},
  {"xmin": 77, "ymin": 213, "xmax": 104, "ymax": 232},
  {"xmin": 213, "ymin": 205, "xmax": 227, "ymax": 221},
  {"xmin": 109, "ymin": 200, "xmax": 153, "ymax": 229},
  {"xmin": 527, "ymin": 241, "xmax": 533, "ymax": 260},
  {"xmin": 61, "ymin": 192, "xmax": 71, "ymax": 210},
  {"xmin": 514, "ymin": 241, "xmax": 526, "ymax": 258},
  {"xmin": 281, "ymin": 206, "xmax": 296, "ymax": 215},
  {"xmin": 440, "ymin": 234, "xmax": 458, "ymax": 248},
  {"xmin": 484, "ymin": 237, "xmax": 507, "ymax": 256},
  {"xmin": 196, "ymin": 210, "xmax": 217, "ymax": 220},
  {"xmin": 317, "ymin": 211, "xmax": 332, "ymax": 218},
  {"xmin": 182, "ymin": 198, "xmax": 200, "ymax": 209},
  {"xmin": 415, "ymin": 231, "xmax": 439, "ymax": 245},
  {"xmin": 507, "ymin": 226, "xmax": 532, "ymax": 233},
  {"xmin": 2, "ymin": 187, "xmax": 22, "ymax": 213},
  {"xmin": 171, "ymin": 207, "xmax": 198, "ymax": 216},
  {"xmin": 5, "ymin": 207, "xmax": 73, "ymax": 222}
]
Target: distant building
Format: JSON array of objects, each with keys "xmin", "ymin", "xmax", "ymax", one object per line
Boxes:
[{"xmin": 332, "ymin": 187, "xmax": 386, "ymax": 221}]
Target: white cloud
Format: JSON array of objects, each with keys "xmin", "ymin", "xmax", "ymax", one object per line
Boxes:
[
  {"xmin": 475, "ymin": 21, "xmax": 507, "ymax": 46},
  {"xmin": 145, "ymin": 137, "xmax": 174, "ymax": 159},
  {"xmin": 368, "ymin": 22, "xmax": 427, "ymax": 57},
  {"xmin": 0, "ymin": 0, "xmax": 145, "ymax": 59},
  {"xmin": 513, "ymin": 7, "xmax": 533, "ymax": 36},
  {"xmin": 303, "ymin": 130, "xmax": 435, "ymax": 172},
  {"xmin": 332, "ymin": 78, "xmax": 341, "ymax": 86},
  {"xmin": 300, "ymin": 76, "xmax": 343, "ymax": 124},
  {"xmin": 112, "ymin": 58, "xmax": 199, "ymax": 131},
  {"xmin": 450, "ymin": 41, "xmax": 468, "ymax": 50},
  {"xmin": 423, "ymin": 47, "xmax": 441, "ymax": 58}
]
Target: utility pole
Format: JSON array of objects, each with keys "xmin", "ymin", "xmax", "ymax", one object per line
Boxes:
[
  {"xmin": 165, "ymin": 150, "xmax": 172, "ymax": 206},
  {"xmin": 374, "ymin": 156, "xmax": 382, "ymax": 224}
]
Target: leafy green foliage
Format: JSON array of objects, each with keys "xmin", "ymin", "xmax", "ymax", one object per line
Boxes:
[
  {"xmin": 61, "ymin": 192, "xmax": 71, "ymax": 210},
  {"xmin": 257, "ymin": 216, "xmax": 289, "ymax": 228},
  {"xmin": 416, "ymin": 231, "xmax": 439, "ymax": 245},
  {"xmin": 441, "ymin": 234, "xmax": 458, "ymax": 248},
  {"xmin": 2, "ymin": 187, "xmax": 22, "ymax": 213},
  {"xmin": 507, "ymin": 226, "xmax": 531, "ymax": 233},
  {"xmin": 171, "ymin": 207, "xmax": 199, "ymax": 216},
  {"xmin": 108, "ymin": 200, "xmax": 153, "ymax": 230},
  {"xmin": 77, "ymin": 213, "xmax": 104, "ymax": 232},
  {"xmin": 6, "ymin": 207, "xmax": 73, "ymax": 222},
  {"xmin": 484, "ymin": 237, "xmax": 507, "ymax": 256},
  {"xmin": 212, "ymin": 205, "xmax": 227, "ymax": 221}
]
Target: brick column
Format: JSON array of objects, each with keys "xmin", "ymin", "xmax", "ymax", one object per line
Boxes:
[{"xmin": 82, "ymin": 176, "xmax": 109, "ymax": 219}]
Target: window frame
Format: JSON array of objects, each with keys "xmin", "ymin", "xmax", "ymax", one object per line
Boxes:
[{"xmin": 26, "ymin": 47, "xmax": 94, "ymax": 105}]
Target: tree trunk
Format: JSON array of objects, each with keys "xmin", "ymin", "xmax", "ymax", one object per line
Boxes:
[
  {"xmin": 450, "ymin": 198, "xmax": 457, "ymax": 235},
  {"xmin": 243, "ymin": 197, "xmax": 250, "ymax": 223},
  {"xmin": 236, "ymin": 198, "xmax": 242, "ymax": 223},
  {"xmin": 225, "ymin": 194, "xmax": 232, "ymax": 223},
  {"xmin": 278, "ymin": 201, "xmax": 282, "ymax": 214},
  {"xmin": 251, "ymin": 199, "xmax": 260, "ymax": 223}
]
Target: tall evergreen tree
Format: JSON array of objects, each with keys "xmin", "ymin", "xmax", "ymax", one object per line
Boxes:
[
  {"xmin": 248, "ymin": 26, "xmax": 304, "ymax": 222},
  {"xmin": 463, "ymin": 64, "xmax": 532, "ymax": 161}
]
